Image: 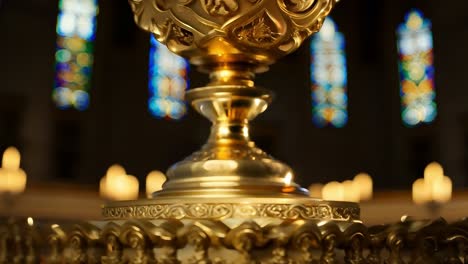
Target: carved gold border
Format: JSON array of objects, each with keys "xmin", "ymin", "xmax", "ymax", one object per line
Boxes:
[{"xmin": 102, "ymin": 201, "xmax": 360, "ymax": 221}]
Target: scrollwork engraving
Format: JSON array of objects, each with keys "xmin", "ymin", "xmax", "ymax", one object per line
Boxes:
[
  {"xmin": 281, "ymin": 0, "xmax": 315, "ymax": 13},
  {"xmin": 103, "ymin": 202, "xmax": 359, "ymax": 221}
]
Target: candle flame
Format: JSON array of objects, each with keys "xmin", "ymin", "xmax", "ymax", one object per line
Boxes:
[
  {"xmin": 2, "ymin": 147, "xmax": 20, "ymax": 170},
  {"xmin": 27, "ymin": 217, "xmax": 34, "ymax": 226},
  {"xmin": 146, "ymin": 170, "xmax": 167, "ymax": 197}
]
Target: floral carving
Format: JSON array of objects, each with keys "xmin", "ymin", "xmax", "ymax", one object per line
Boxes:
[
  {"xmin": 234, "ymin": 12, "xmax": 281, "ymax": 47},
  {"xmin": 170, "ymin": 25, "xmax": 194, "ymax": 46},
  {"xmin": 128, "ymin": 0, "xmax": 339, "ymax": 64},
  {"xmin": 201, "ymin": 0, "xmax": 239, "ymax": 16},
  {"xmin": 102, "ymin": 202, "xmax": 359, "ymax": 221}
]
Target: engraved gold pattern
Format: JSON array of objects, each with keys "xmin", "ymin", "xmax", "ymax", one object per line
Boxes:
[
  {"xmin": 102, "ymin": 202, "xmax": 360, "ymax": 221},
  {"xmin": 1, "ymin": 218, "xmax": 468, "ymax": 263}
]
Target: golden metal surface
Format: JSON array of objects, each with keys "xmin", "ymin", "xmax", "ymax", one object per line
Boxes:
[
  {"xmin": 102, "ymin": 197, "xmax": 360, "ymax": 221},
  {"xmin": 158, "ymin": 86, "xmax": 309, "ymax": 198},
  {"xmin": 129, "ymin": 0, "xmax": 339, "ymax": 72},
  {"xmin": 124, "ymin": 0, "xmax": 354, "ymax": 227},
  {"xmin": 124, "ymin": 0, "xmax": 341, "ymax": 200},
  {"xmin": 2, "ymin": 217, "xmax": 468, "ymax": 263}
]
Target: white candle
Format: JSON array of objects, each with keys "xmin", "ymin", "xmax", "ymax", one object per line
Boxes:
[
  {"xmin": 2, "ymin": 147, "xmax": 20, "ymax": 170},
  {"xmin": 432, "ymin": 176, "xmax": 452, "ymax": 203},
  {"xmin": 412, "ymin": 178, "xmax": 431, "ymax": 204},
  {"xmin": 308, "ymin": 183, "xmax": 324, "ymax": 198},
  {"xmin": 424, "ymin": 162, "xmax": 444, "ymax": 185},
  {"xmin": 353, "ymin": 173, "xmax": 373, "ymax": 201},
  {"xmin": 100, "ymin": 164, "xmax": 139, "ymax": 201},
  {"xmin": 343, "ymin": 180, "xmax": 360, "ymax": 202},
  {"xmin": 146, "ymin": 170, "xmax": 166, "ymax": 197},
  {"xmin": 322, "ymin": 181, "xmax": 344, "ymax": 201},
  {"xmin": 0, "ymin": 147, "xmax": 27, "ymax": 194}
]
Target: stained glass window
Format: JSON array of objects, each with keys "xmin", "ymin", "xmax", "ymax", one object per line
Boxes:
[
  {"xmin": 148, "ymin": 36, "xmax": 189, "ymax": 120},
  {"xmin": 397, "ymin": 10, "xmax": 437, "ymax": 126},
  {"xmin": 53, "ymin": 0, "xmax": 98, "ymax": 111},
  {"xmin": 310, "ymin": 18, "xmax": 348, "ymax": 128}
]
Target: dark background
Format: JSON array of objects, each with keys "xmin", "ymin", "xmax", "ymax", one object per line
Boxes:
[{"xmin": 0, "ymin": 0, "xmax": 467, "ymax": 191}]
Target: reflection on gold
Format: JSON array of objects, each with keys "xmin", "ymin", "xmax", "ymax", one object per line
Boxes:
[
  {"xmin": 283, "ymin": 171, "xmax": 293, "ymax": 186},
  {"xmin": 202, "ymin": 160, "xmax": 239, "ymax": 172}
]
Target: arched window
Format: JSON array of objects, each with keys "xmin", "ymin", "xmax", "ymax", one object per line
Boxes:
[
  {"xmin": 397, "ymin": 10, "xmax": 437, "ymax": 126},
  {"xmin": 53, "ymin": 0, "xmax": 98, "ymax": 110},
  {"xmin": 148, "ymin": 36, "xmax": 189, "ymax": 120},
  {"xmin": 310, "ymin": 18, "xmax": 348, "ymax": 128}
]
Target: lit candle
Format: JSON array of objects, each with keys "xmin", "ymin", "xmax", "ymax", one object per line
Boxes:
[
  {"xmin": 308, "ymin": 183, "xmax": 324, "ymax": 198},
  {"xmin": 111, "ymin": 174, "xmax": 139, "ymax": 201},
  {"xmin": 100, "ymin": 164, "xmax": 139, "ymax": 201},
  {"xmin": 343, "ymin": 180, "xmax": 360, "ymax": 202},
  {"xmin": 353, "ymin": 173, "xmax": 373, "ymax": 201},
  {"xmin": 146, "ymin": 170, "xmax": 166, "ymax": 197},
  {"xmin": 27, "ymin": 217, "xmax": 34, "ymax": 227},
  {"xmin": 0, "ymin": 147, "xmax": 27, "ymax": 194},
  {"xmin": 424, "ymin": 162, "xmax": 444, "ymax": 186},
  {"xmin": 322, "ymin": 181, "xmax": 344, "ymax": 201},
  {"xmin": 3, "ymin": 147, "xmax": 20, "ymax": 170},
  {"xmin": 432, "ymin": 176, "xmax": 452, "ymax": 203},
  {"xmin": 412, "ymin": 178, "xmax": 431, "ymax": 204}
]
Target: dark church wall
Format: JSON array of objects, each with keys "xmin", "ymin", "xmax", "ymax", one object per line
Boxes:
[{"xmin": 0, "ymin": 0, "xmax": 467, "ymax": 190}]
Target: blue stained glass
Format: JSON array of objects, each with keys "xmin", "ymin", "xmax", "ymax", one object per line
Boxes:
[
  {"xmin": 310, "ymin": 18, "xmax": 348, "ymax": 128},
  {"xmin": 53, "ymin": 0, "xmax": 97, "ymax": 111},
  {"xmin": 148, "ymin": 35, "xmax": 189, "ymax": 120},
  {"xmin": 397, "ymin": 9, "xmax": 437, "ymax": 126}
]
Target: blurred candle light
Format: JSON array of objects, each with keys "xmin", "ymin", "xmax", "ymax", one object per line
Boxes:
[
  {"xmin": 308, "ymin": 183, "xmax": 324, "ymax": 198},
  {"xmin": 3, "ymin": 147, "xmax": 21, "ymax": 170},
  {"xmin": 27, "ymin": 217, "xmax": 34, "ymax": 227},
  {"xmin": 113, "ymin": 174, "xmax": 139, "ymax": 201},
  {"xmin": 413, "ymin": 162, "xmax": 453, "ymax": 205},
  {"xmin": 100, "ymin": 164, "xmax": 139, "ymax": 201},
  {"xmin": 412, "ymin": 178, "xmax": 431, "ymax": 204},
  {"xmin": 146, "ymin": 170, "xmax": 166, "ymax": 197},
  {"xmin": 432, "ymin": 176, "xmax": 452, "ymax": 203},
  {"xmin": 0, "ymin": 147, "xmax": 27, "ymax": 194},
  {"xmin": 424, "ymin": 162, "xmax": 444, "ymax": 185},
  {"xmin": 99, "ymin": 164, "xmax": 127, "ymax": 199},
  {"xmin": 322, "ymin": 181, "xmax": 344, "ymax": 201},
  {"xmin": 343, "ymin": 180, "xmax": 360, "ymax": 202},
  {"xmin": 353, "ymin": 172, "xmax": 373, "ymax": 201}
]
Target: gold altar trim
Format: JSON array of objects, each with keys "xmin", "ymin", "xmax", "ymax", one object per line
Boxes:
[{"xmin": 103, "ymin": 198, "xmax": 360, "ymax": 221}]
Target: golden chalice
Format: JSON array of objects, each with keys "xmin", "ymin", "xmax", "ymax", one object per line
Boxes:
[
  {"xmin": 103, "ymin": 0, "xmax": 359, "ymax": 219},
  {"xmin": 100, "ymin": 0, "xmax": 361, "ymax": 262}
]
